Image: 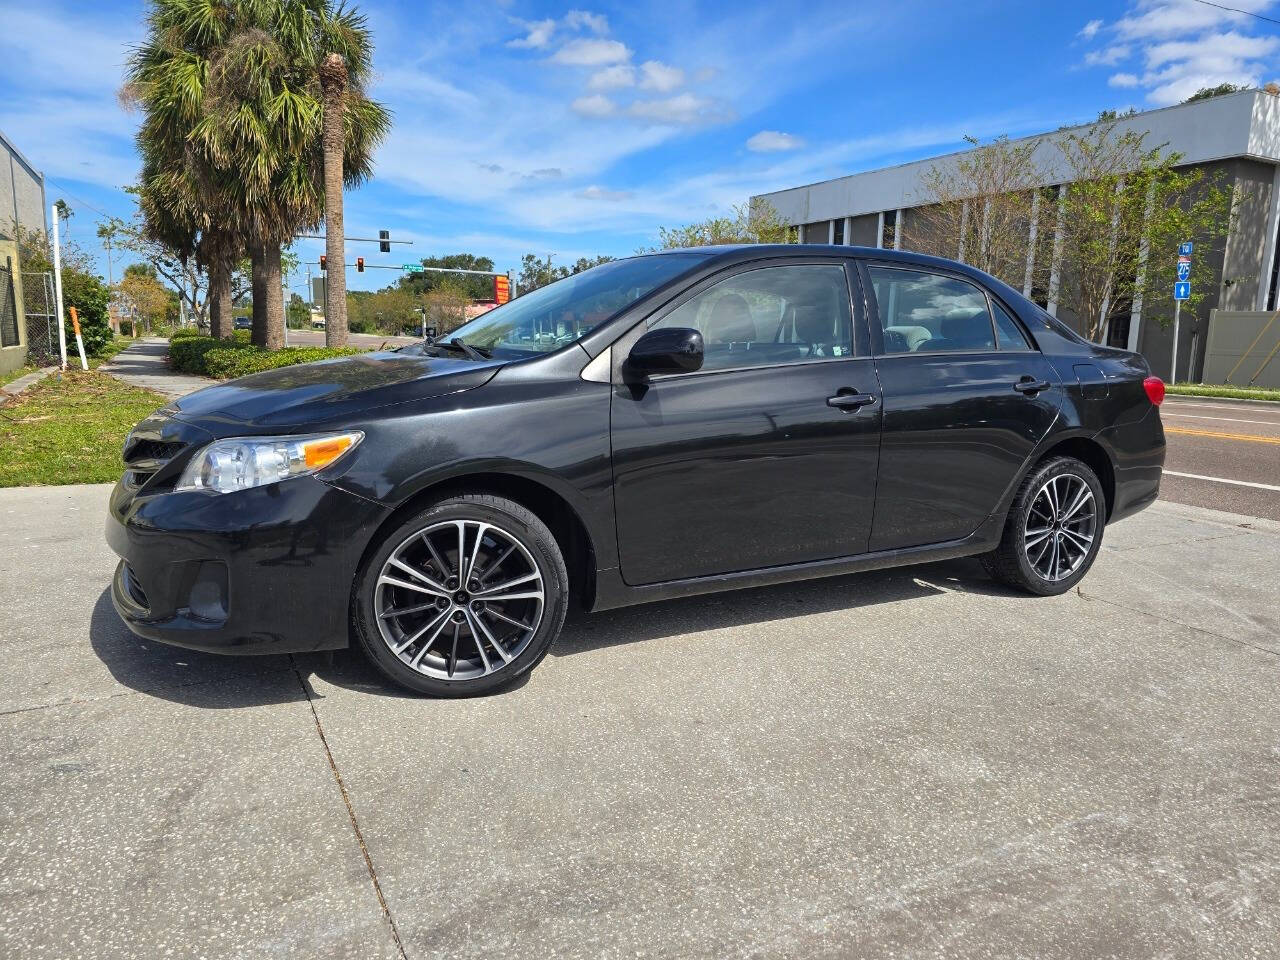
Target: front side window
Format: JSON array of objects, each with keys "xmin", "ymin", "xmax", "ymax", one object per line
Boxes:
[
  {"xmin": 868, "ymin": 266, "xmax": 997, "ymax": 354},
  {"xmin": 650, "ymin": 264, "xmax": 853, "ymax": 372},
  {"xmin": 445, "ymin": 254, "xmax": 706, "ymax": 358}
]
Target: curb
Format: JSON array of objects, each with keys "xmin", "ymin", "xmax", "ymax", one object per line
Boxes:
[
  {"xmin": 0, "ymin": 366, "xmax": 57, "ymax": 405},
  {"xmin": 1165, "ymin": 392, "xmax": 1279, "ymax": 407}
]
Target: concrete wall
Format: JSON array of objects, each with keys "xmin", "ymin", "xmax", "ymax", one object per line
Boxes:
[
  {"xmin": 0, "ymin": 130, "xmax": 46, "ymax": 241},
  {"xmin": 1202, "ymin": 310, "xmax": 1280, "ymax": 388}
]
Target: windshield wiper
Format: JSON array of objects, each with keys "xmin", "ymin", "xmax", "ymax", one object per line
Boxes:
[{"xmin": 428, "ymin": 337, "xmax": 490, "ymax": 360}]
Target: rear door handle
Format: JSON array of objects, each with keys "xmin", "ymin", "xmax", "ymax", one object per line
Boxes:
[
  {"xmin": 827, "ymin": 390, "xmax": 878, "ymax": 410},
  {"xmin": 1013, "ymin": 377, "xmax": 1051, "ymax": 394}
]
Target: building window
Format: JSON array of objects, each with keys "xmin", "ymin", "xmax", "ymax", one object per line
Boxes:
[
  {"xmin": 833, "ymin": 218, "xmax": 844, "ymax": 245},
  {"xmin": 882, "ymin": 210, "xmax": 898, "ymax": 250}
]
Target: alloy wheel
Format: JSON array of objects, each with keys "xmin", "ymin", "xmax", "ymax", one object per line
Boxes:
[
  {"xmin": 374, "ymin": 520, "xmax": 545, "ymax": 681},
  {"xmin": 1024, "ymin": 473, "xmax": 1097, "ymax": 583}
]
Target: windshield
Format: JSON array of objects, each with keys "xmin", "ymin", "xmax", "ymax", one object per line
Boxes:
[{"xmin": 441, "ymin": 254, "xmax": 706, "ymax": 358}]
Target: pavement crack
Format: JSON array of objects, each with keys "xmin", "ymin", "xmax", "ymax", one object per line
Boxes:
[
  {"xmin": 291, "ymin": 657, "xmax": 409, "ymax": 960},
  {"xmin": 1076, "ymin": 588, "xmax": 1280, "ymax": 660}
]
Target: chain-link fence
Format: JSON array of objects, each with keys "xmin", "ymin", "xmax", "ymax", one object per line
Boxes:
[{"xmin": 22, "ymin": 271, "xmax": 58, "ymax": 365}]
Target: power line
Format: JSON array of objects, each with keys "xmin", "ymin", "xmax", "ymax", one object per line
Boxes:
[{"xmin": 1187, "ymin": 0, "xmax": 1280, "ymax": 26}]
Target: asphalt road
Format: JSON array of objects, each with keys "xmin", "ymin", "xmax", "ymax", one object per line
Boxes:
[
  {"xmin": 2, "ymin": 485, "xmax": 1278, "ymax": 959},
  {"xmin": 1159, "ymin": 395, "xmax": 1280, "ymax": 520}
]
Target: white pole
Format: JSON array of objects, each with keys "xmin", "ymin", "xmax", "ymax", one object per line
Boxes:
[
  {"xmin": 1171, "ymin": 299, "xmax": 1181, "ymax": 383},
  {"xmin": 508, "ymin": 269, "xmax": 517, "ymax": 299},
  {"xmin": 51, "ymin": 205, "xmax": 69, "ymax": 370}
]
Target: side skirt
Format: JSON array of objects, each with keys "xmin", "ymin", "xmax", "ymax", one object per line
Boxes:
[{"xmin": 588, "ymin": 512, "xmax": 1005, "ymax": 613}]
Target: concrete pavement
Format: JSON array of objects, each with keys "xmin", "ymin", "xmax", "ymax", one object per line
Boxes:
[
  {"xmin": 1, "ymin": 484, "xmax": 1277, "ymax": 958},
  {"xmin": 101, "ymin": 338, "xmax": 216, "ymax": 400}
]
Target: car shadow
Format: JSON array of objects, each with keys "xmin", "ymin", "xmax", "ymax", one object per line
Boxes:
[{"xmin": 89, "ymin": 557, "xmax": 1025, "ymax": 706}]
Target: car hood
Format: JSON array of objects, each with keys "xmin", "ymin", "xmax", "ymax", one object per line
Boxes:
[{"xmin": 163, "ymin": 351, "xmax": 504, "ymax": 434}]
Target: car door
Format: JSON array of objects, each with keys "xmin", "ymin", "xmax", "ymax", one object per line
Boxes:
[
  {"xmin": 860, "ymin": 261, "xmax": 1061, "ymax": 551},
  {"xmin": 610, "ymin": 259, "xmax": 882, "ymax": 586}
]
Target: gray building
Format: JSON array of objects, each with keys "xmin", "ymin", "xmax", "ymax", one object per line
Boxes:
[
  {"xmin": 754, "ymin": 89, "xmax": 1280, "ymax": 383},
  {"xmin": 1, "ymin": 128, "xmax": 48, "ymax": 374}
]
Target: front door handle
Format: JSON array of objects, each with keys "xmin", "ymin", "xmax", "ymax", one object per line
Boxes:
[
  {"xmin": 827, "ymin": 390, "xmax": 878, "ymax": 410},
  {"xmin": 1013, "ymin": 377, "xmax": 1051, "ymax": 394}
]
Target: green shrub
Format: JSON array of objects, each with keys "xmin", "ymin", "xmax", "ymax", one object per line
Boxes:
[
  {"xmin": 61, "ymin": 270, "xmax": 113, "ymax": 357},
  {"xmin": 168, "ymin": 335, "xmax": 252, "ymax": 375},
  {"xmin": 169, "ymin": 327, "xmax": 205, "ymax": 340},
  {"xmin": 203, "ymin": 346, "xmax": 361, "ymax": 380}
]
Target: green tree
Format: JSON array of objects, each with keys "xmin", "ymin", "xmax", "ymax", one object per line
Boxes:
[
  {"xmin": 643, "ymin": 198, "xmax": 794, "ymax": 251},
  {"xmin": 516, "ymin": 253, "xmax": 614, "ymax": 294},
  {"xmin": 1055, "ymin": 121, "xmax": 1237, "ymax": 342},
  {"xmin": 287, "ymin": 292, "xmax": 311, "ymax": 328},
  {"xmin": 62, "ymin": 271, "xmax": 112, "ymax": 357},
  {"xmin": 399, "ymin": 253, "xmax": 496, "ymax": 300},
  {"xmin": 1183, "ymin": 83, "xmax": 1247, "ymax": 103}
]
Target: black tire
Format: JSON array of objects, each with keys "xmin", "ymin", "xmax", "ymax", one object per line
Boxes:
[
  {"xmin": 982, "ymin": 456, "xmax": 1106, "ymax": 596},
  {"xmin": 352, "ymin": 493, "xmax": 569, "ymax": 696}
]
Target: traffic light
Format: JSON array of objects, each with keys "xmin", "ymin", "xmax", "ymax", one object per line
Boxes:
[
  {"xmin": 378, "ymin": 229, "xmax": 390, "ymax": 253},
  {"xmin": 319, "ymin": 255, "xmax": 327, "ymax": 271},
  {"xmin": 494, "ymin": 274, "xmax": 511, "ymax": 305},
  {"xmin": 356, "ymin": 257, "xmax": 365, "ymax": 273}
]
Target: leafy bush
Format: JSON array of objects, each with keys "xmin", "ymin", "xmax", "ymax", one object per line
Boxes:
[
  {"xmin": 202, "ymin": 346, "xmax": 361, "ymax": 380},
  {"xmin": 168, "ymin": 334, "xmax": 252, "ymax": 375},
  {"xmin": 169, "ymin": 327, "xmax": 205, "ymax": 340},
  {"xmin": 60, "ymin": 270, "xmax": 113, "ymax": 357}
]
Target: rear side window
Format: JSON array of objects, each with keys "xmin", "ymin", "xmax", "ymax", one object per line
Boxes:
[
  {"xmin": 992, "ymin": 301, "xmax": 1031, "ymax": 350},
  {"xmin": 651, "ymin": 264, "xmax": 854, "ymax": 372},
  {"xmin": 867, "ymin": 267, "xmax": 995, "ymax": 354}
]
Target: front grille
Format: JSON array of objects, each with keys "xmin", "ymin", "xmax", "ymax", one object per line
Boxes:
[
  {"xmin": 123, "ymin": 438, "xmax": 184, "ymax": 466},
  {"xmin": 122, "ymin": 563, "xmax": 150, "ymax": 610},
  {"xmin": 122, "ymin": 436, "xmax": 186, "ymax": 489}
]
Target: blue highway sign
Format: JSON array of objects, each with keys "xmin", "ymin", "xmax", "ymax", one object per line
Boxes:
[
  {"xmin": 1173, "ymin": 281, "xmax": 1191, "ymax": 300},
  {"xmin": 1178, "ymin": 241, "xmax": 1193, "ymax": 256},
  {"xmin": 1177, "ymin": 261, "xmax": 1191, "ymax": 281}
]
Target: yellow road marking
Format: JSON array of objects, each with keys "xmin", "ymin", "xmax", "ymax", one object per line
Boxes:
[{"xmin": 1165, "ymin": 425, "xmax": 1280, "ymax": 445}]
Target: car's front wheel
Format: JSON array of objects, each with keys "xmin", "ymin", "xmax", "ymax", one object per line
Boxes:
[
  {"xmin": 982, "ymin": 456, "xmax": 1105, "ymax": 595},
  {"xmin": 353, "ymin": 494, "xmax": 569, "ymax": 696}
]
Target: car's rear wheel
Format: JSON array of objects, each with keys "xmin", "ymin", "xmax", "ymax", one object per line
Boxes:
[
  {"xmin": 353, "ymin": 494, "xmax": 569, "ymax": 696},
  {"xmin": 982, "ymin": 456, "xmax": 1105, "ymax": 595}
]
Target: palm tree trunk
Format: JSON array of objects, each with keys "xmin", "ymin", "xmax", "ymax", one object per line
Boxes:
[
  {"xmin": 250, "ymin": 243, "xmax": 269, "ymax": 347},
  {"xmin": 262, "ymin": 242, "xmax": 284, "ymax": 351},
  {"xmin": 208, "ymin": 257, "xmax": 234, "ymax": 339},
  {"xmin": 320, "ymin": 52, "xmax": 348, "ymax": 348}
]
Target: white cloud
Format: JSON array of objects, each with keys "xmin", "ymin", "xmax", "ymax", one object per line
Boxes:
[
  {"xmin": 565, "ymin": 10, "xmax": 609, "ymax": 35},
  {"xmin": 1084, "ymin": 44, "xmax": 1131, "ymax": 66},
  {"xmin": 639, "ymin": 60, "xmax": 685, "ymax": 92},
  {"xmin": 1139, "ymin": 30, "xmax": 1278, "ymax": 104},
  {"xmin": 629, "ymin": 92, "xmax": 729, "ymax": 127},
  {"xmin": 746, "ymin": 130, "xmax": 804, "ymax": 152},
  {"xmin": 587, "ymin": 64, "xmax": 636, "ymax": 90},
  {"xmin": 1079, "ymin": 19, "xmax": 1103, "ymax": 39},
  {"xmin": 570, "ymin": 94, "xmax": 616, "ymax": 117},
  {"xmin": 508, "ymin": 18, "xmax": 556, "ymax": 49},
  {"xmin": 577, "ymin": 185, "xmax": 634, "ymax": 201},
  {"xmin": 1109, "ymin": 72, "xmax": 1141, "ymax": 87},
  {"xmin": 552, "ymin": 38, "xmax": 631, "ymax": 66},
  {"xmin": 1115, "ymin": 0, "xmax": 1274, "ymax": 40}
]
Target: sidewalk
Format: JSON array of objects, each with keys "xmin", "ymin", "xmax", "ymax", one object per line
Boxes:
[{"xmin": 101, "ymin": 337, "xmax": 215, "ymax": 400}]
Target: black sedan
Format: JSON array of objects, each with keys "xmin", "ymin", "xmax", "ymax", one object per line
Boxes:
[{"xmin": 107, "ymin": 245, "xmax": 1166, "ymax": 696}]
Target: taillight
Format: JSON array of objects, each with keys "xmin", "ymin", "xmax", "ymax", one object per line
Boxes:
[{"xmin": 1143, "ymin": 376, "xmax": 1165, "ymax": 406}]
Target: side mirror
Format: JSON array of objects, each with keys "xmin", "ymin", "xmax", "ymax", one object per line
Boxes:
[{"xmin": 627, "ymin": 327, "xmax": 704, "ymax": 376}]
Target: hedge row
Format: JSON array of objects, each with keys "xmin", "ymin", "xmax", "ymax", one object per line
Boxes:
[
  {"xmin": 168, "ymin": 331, "xmax": 359, "ymax": 379},
  {"xmin": 203, "ymin": 345, "xmax": 361, "ymax": 379},
  {"xmin": 170, "ymin": 327, "xmax": 205, "ymax": 340}
]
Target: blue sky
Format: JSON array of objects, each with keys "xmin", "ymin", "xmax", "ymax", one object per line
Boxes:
[{"xmin": 1, "ymin": 0, "xmax": 1277, "ymax": 296}]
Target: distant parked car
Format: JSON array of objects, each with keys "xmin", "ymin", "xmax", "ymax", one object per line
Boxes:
[
  {"xmin": 108, "ymin": 245, "xmax": 1166, "ymax": 697},
  {"xmin": 311, "ymin": 316, "xmax": 326, "ymax": 329},
  {"xmin": 232, "ymin": 316, "xmax": 251, "ymax": 330}
]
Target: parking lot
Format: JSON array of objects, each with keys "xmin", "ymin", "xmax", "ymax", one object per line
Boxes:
[{"xmin": 2, "ymin": 475, "xmax": 1278, "ymax": 958}]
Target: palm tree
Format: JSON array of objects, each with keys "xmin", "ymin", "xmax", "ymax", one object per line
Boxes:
[
  {"xmin": 320, "ymin": 50, "xmax": 347, "ymax": 347},
  {"xmin": 129, "ymin": 0, "xmax": 388, "ymax": 348}
]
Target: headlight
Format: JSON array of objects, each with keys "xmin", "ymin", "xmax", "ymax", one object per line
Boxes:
[{"xmin": 176, "ymin": 432, "xmax": 363, "ymax": 494}]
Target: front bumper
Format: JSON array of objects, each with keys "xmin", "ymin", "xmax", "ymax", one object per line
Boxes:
[{"xmin": 106, "ymin": 474, "xmax": 390, "ymax": 654}]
